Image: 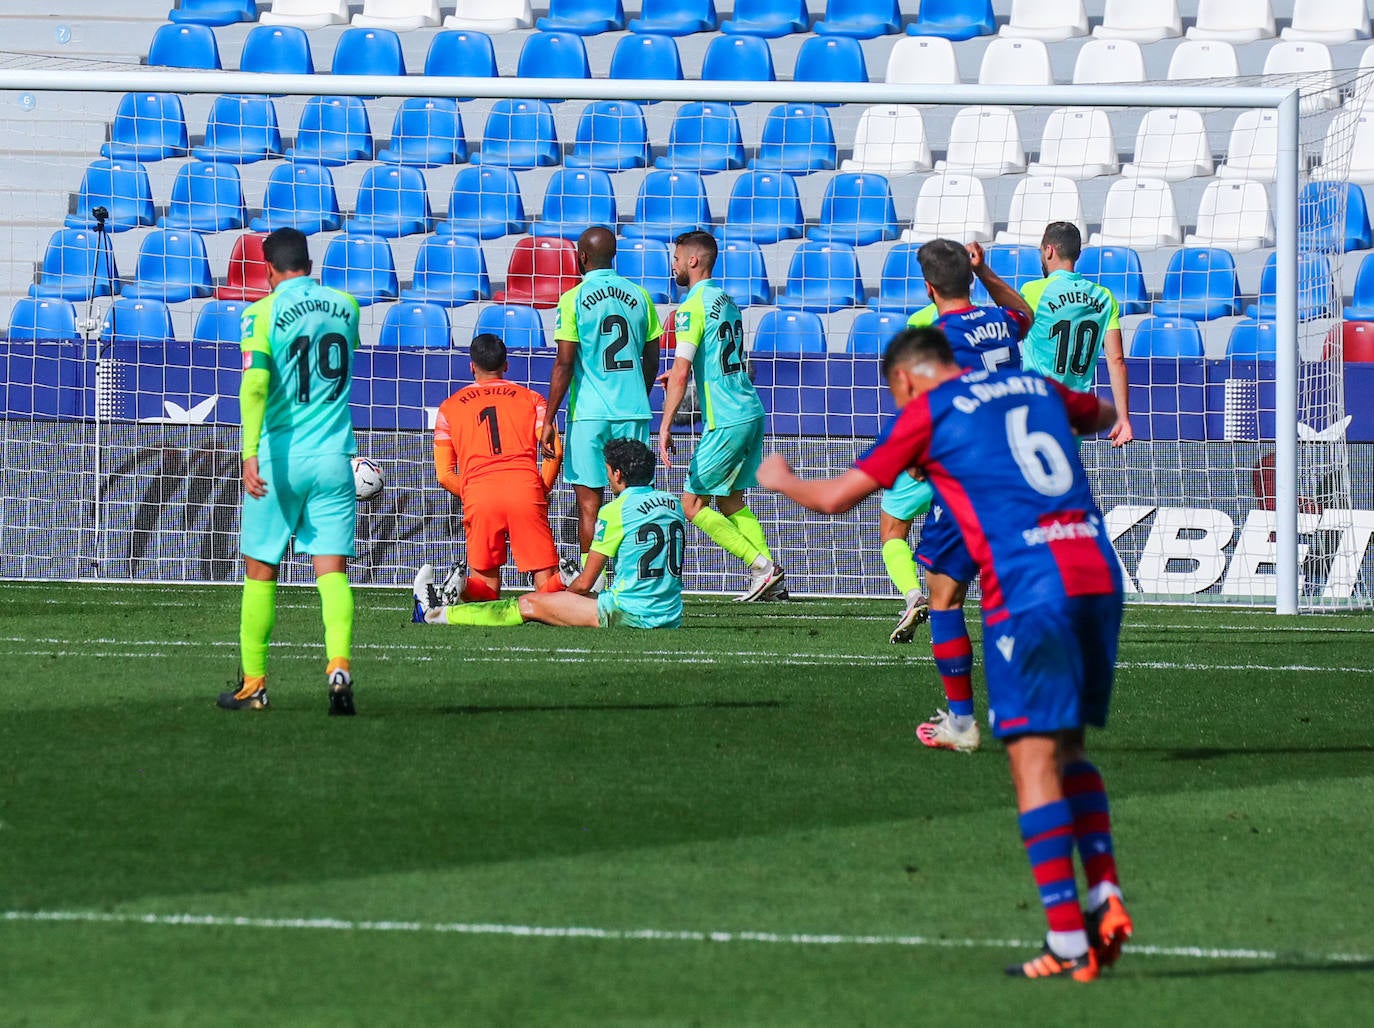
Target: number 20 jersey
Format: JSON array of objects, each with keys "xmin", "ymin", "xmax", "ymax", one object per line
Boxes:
[
  {"xmin": 554, "ymin": 268, "xmax": 663, "ymax": 423},
  {"xmin": 673, "ymin": 280, "xmax": 764, "ymax": 430},
  {"xmin": 856, "ymin": 368, "xmax": 1121, "ymax": 617}
]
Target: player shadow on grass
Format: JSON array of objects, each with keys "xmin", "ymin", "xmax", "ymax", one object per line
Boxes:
[
  {"xmin": 1120, "ymin": 959, "xmax": 1374, "ymax": 979},
  {"xmin": 437, "ymin": 699, "xmax": 785, "ymax": 716}
]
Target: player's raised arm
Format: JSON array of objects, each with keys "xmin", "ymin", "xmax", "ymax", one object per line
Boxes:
[
  {"xmin": 968, "ymin": 241, "xmax": 1034, "ymax": 325},
  {"xmin": 757, "ymin": 454, "xmax": 880, "ymax": 515}
]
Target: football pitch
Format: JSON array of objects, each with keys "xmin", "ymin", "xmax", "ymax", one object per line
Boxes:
[{"xmin": 0, "ymin": 581, "xmax": 1370, "ymax": 1025}]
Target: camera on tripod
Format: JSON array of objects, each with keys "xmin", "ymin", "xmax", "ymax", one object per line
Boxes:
[{"xmin": 91, "ymin": 205, "xmax": 109, "ymax": 228}]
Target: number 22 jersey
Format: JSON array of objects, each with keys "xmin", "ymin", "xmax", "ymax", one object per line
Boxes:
[{"xmin": 673, "ymin": 279, "xmax": 764, "ymax": 430}]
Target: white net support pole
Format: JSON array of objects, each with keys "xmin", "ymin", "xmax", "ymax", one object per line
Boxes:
[{"xmin": 1274, "ymin": 89, "xmax": 1301, "ymax": 617}]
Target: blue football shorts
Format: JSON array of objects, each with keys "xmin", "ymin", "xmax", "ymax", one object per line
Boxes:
[
  {"xmin": 914, "ymin": 504, "xmax": 978, "ymax": 584},
  {"xmin": 240, "ymin": 450, "xmax": 356, "ymax": 565},
  {"xmin": 565, "ymin": 418, "xmax": 651, "ymax": 489},
  {"xmin": 685, "ymin": 418, "xmax": 764, "ymax": 496}
]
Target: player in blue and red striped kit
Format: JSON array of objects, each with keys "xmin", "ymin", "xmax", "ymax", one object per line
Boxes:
[{"xmin": 758, "ymin": 326, "xmax": 1131, "ymax": 981}]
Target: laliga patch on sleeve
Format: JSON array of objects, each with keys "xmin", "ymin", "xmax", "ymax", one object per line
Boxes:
[{"xmin": 674, "ymin": 309, "xmax": 691, "ymax": 334}]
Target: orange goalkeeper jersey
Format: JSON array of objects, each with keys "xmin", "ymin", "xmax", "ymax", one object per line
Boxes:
[{"xmin": 434, "ymin": 379, "xmax": 550, "ymax": 498}]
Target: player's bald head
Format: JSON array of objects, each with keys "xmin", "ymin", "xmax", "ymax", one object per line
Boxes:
[
  {"xmin": 577, "ymin": 226, "xmax": 617, "ymax": 271},
  {"xmin": 881, "ymin": 327, "xmax": 957, "ymax": 379}
]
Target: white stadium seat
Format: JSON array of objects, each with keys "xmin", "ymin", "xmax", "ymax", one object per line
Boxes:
[
  {"xmin": 1092, "ymin": 0, "xmax": 1181, "ymax": 43},
  {"xmin": 1263, "ymin": 41, "xmax": 1339, "ymax": 113},
  {"xmin": 978, "ymin": 37, "xmax": 1053, "ymax": 87},
  {"xmin": 1216, "ymin": 110, "xmax": 1280, "ymax": 183},
  {"xmin": 1027, "ymin": 107, "xmax": 1119, "ymax": 180},
  {"xmin": 885, "ymin": 35, "xmax": 960, "ymax": 87},
  {"xmin": 1282, "ymin": 0, "xmax": 1371, "ymax": 44},
  {"xmin": 1167, "ymin": 40, "xmax": 1240, "ymax": 80},
  {"xmin": 1072, "ymin": 39, "xmax": 1145, "ymax": 85},
  {"xmin": 1090, "ymin": 178, "xmax": 1182, "ymax": 249},
  {"xmin": 1185, "ymin": 180, "xmax": 1274, "ymax": 253},
  {"xmin": 1313, "ymin": 108, "xmax": 1374, "ymax": 183},
  {"xmin": 444, "ymin": 0, "xmax": 534, "ymax": 31},
  {"xmin": 259, "ymin": 0, "xmax": 349, "ymax": 28},
  {"xmin": 1122, "ymin": 108, "xmax": 1214, "ymax": 181},
  {"xmin": 1187, "ymin": 0, "xmax": 1276, "ymax": 43},
  {"xmin": 353, "ymin": 0, "xmax": 442, "ymax": 29},
  {"xmin": 996, "ymin": 177, "xmax": 1085, "ymax": 246},
  {"xmin": 935, "ymin": 106, "xmax": 1026, "ymax": 177},
  {"xmin": 902, "ymin": 173, "xmax": 993, "ymax": 243},
  {"xmin": 840, "ymin": 106, "xmax": 932, "ymax": 177},
  {"xmin": 999, "ymin": 0, "xmax": 1088, "ymax": 42}
]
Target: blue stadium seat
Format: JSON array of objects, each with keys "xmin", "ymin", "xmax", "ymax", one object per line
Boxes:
[
  {"xmin": 250, "ymin": 163, "xmax": 343, "ymax": 234},
  {"xmin": 148, "ymin": 23, "xmax": 222, "ymax": 69},
  {"xmin": 720, "ymin": 170, "xmax": 803, "ymax": 244},
  {"xmin": 806, "ymin": 172, "xmax": 898, "ymax": 247},
  {"xmin": 754, "ymin": 309, "xmax": 826, "ymax": 352},
  {"xmin": 614, "ymin": 238, "xmax": 675, "ymax": 303},
  {"xmin": 423, "ymin": 29, "xmax": 498, "ymax": 81},
  {"xmin": 530, "ymin": 168, "xmax": 618, "ymax": 240},
  {"xmin": 1076, "ymin": 246, "xmax": 1149, "ymax": 316},
  {"xmin": 191, "ymin": 299, "xmax": 250, "ymax": 345},
  {"xmin": 1129, "ymin": 316, "xmax": 1204, "ymax": 358},
  {"xmin": 700, "ymin": 35, "xmax": 776, "ymax": 94},
  {"xmin": 190, "ymin": 94, "xmax": 282, "ymax": 163},
  {"xmin": 719, "ymin": 239, "xmax": 771, "ymax": 306},
  {"xmin": 64, "ymin": 159, "xmax": 155, "ymax": 233},
  {"xmin": 609, "ymin": 34, "xmax": 683, "ymax": 96},
  {"xmin": 170, "ymin": 0, "xmax": 257, "ymax": 25},
  {"xmin": 1152, "ymin": 248, "xmax": 1241, "ymax": 321},
  {"xmin": 1344, "ymin": 252, "xmax": 1374, "ymax": 319},
  {"xmin": 654, "ymin": 101, "xmax": 745, "ymax": 173},
  {"xmin": 376, "ymin": 97, "xmax": 468, "ymax": 167},
  {"xmin": 565, "ymin": 100, "xmax": 650, "ymax": 171},
  {"xmin": 971, "ymin": 244, "xmax": 1041, "ymax": 304},
  {"xmin": 287, "ymin": 95, "xmax": 373, "ymax": 165},
  {"xmin": 439, "ymin": 165, "xmax": 529, "ymax": 238},
  {"xmin": 793, "ymin": 36, "xmax": 869, "ymax": 100},
  {"xmin": 535, "ymin": 0, "xmax": 625, "ymax": 34},
  {"xmin": 750, "ymin": 104, "xmax": 836, "ymax": 174},
  {"xmin": 239, "ymin": 24, "xmax": 315, "ymax": 74},
  {"xmin": 101, "ymin": 93, "xmax": 188, "ymax": 162},
  {"xmin": 869, "ymin": 241, "xmax": 926, "ymax": 313},
  {"xmin": 101, "ymin": 298, "xmax": 177, "ymax": 345},
  {"xmin": 621, "ymin": 170, "xmax": 711, "ymax": 242},
  {"xmin": 721, "ymin": 0, "xmax": 810, "ymax": 37},
  {"xmin": 474, "ymin": 303, "xmax": 548, "ymax": 349},
  {"xmin": 1226, "ymin": 318, "xmax": 1278, "ymax": 361},
  {"xmin": 815, "ymin": 0, "xmax": 901, "ymax": 37},
  {"xmin": 378, "ymin": 301, "xmax": 454, "ymax": 348},
  {"xmin": 471, "ymin": 99, "xmax": 559, "ymax": 168},
  {"xmin": 1245, "ymin": 252, "xmax": 1334, "ymax": 321},
  {"xmin": 401, "ymin": 233, "xmax": 491, "ymax": 306},
  {"xmin": 907, "ymin": 0, "xmax": 995, "ymax": 40},
  {"xmin": 775, "ymin": 241, "xmax": 865, "ymax": 312},
  {"xmin": 122, "ymin": 230, "xmax": 215, "ymax": 302},
  {"xmin": 629, "ymin": 0, "xmax": 717, "ymax": 35},
  {"xmin": 332, "ymin": 27, "xmax": 406, "ymax": 77},
  {"xmin": 847, "ymin": 309, "xmax": 906, "ymax": 353},
  {"xmin": 516, "ymin": 31, "xmax": 590, "ymax": 99},
  {"xmin": 7, "ymin": 297, "xmax": 80, "ymax": 343},
  {"xmin": 321, "ymin": 234, "xmax": 399, "ymax": 306},
  {"xmin": 1299, "ymin": 182, "xmax": 1371, "ymax": 254},
  {"xmin": 30, "ymin": 229, "xmax": 119, "ymax": 301},
  {"xmin": 346, "ymin": 165, "xmax": 433, "ymax": 238}
]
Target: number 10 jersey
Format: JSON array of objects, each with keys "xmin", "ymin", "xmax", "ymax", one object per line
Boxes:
[{"xmin": 1019, "ymin": 269, "xmax": 1120, "ymax": 393}]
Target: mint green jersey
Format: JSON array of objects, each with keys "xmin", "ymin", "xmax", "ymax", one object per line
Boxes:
[
  {"xmin": 907, "ymin": 303, "xmax": 938, "ymax": 328},
  {"xmin": 241, "ymin": 275, "xmax": 361, "ymax": 459},
  {"xmin": 592, "ymin": 485, "xmax": 686, "ymax": 628},
  {"xmin": 1019, "ymin": 270, "xmax": 1120, "ymax": 392},
  {"xmin": 554, "ymin": 268, "xmax": 663, "ymax": 422},
  {"xmin": 673, "ymin": 279, "xmax": 764, "ymax": 430}
]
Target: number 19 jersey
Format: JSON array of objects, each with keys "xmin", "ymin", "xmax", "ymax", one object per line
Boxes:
[
  {"xmin": 673, "ymin": 280, "xmax": 764, "ymax": 430},
  {"xmin": 555, "ymin": 268, "xmax": 663, "ymax": 422},
  {"xmin": 1019, "ymin": 270, "xmax": 1119, "ymax": 392}
]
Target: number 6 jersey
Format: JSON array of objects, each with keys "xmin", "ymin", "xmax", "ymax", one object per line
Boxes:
[
  {"xmin": 673, "ymin": 279, "xmax": 764, "ymax": 429},
  {"xmin": 554, "ymin": 267, "xmax": 663, "ymax": 422}
]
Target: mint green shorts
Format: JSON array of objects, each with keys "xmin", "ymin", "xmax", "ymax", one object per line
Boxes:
[
  {"xmin": 880, "ymin": 472, "xmax": 934, "ymax": 522},
  {"xmin": 565, "ymin": 418, "xmax": 651, "ymax": 489},
  {"xmin": 597, "ymin": 590, "xmax": 681, "ymax": 629},
  {"xmin": 685, "ymin": 418, "xmax": 764, "ymax": 497},
  {"xmin": 241, "ymin": 450, "xmax": 356, "ymax": 565}
]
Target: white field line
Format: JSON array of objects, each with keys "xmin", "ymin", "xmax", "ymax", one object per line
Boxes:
[{"xmin": 2, "ymin": 909, "xmax": 1367, "ymax": 964}]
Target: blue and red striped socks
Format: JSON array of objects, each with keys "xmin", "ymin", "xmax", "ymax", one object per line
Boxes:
[
  {"xmin": 1019, "ymin": 799, "xmax": 1089, "ymax": 957},
  {"xmin": 1063, "ymin": 759, "xmax": 1122, "ymax": 910},
  {"xmin": 928, "ymin": 607, "xmax": 974, "ymax": 721}
]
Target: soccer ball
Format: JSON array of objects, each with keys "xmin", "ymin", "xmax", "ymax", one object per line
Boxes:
[{"xmin": 352, "ymin": 457, "xmax": 385, "ymax": 501}]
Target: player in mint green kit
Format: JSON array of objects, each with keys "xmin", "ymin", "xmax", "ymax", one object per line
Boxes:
[
  {"xmin": 414, "ymin": 439, "xmax": 685, "ymax": 630},
  {"xmin": 659, "ymin": 231, "xmax": 785, "ymax": 602},
  {"xmin": 219, "ymin": 227, "xmax": 361, "ymax": 716},
  {"xmin": 543, "ymin": 227, "xmax": 663, "ymax": 577}
]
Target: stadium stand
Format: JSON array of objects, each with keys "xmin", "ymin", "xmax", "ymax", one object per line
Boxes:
[
  {"xmin": 1121, "ymin": 108, "xmax": 1215, "ymax": 181},
  {"xmin": 995, "ymin": 177, "xmax": 1085, "ymax": 246},
  {"xmin": 121, "ymin": 230, "xmax": 216, "ymax": 303},
  {"xmin": 378, "ymin": 301, "xmax": 453, "ymax": 348},
  {"xmin": 529, "ymin": 168, "xmax": 618, "ymax": 241},
  {"xmin": 628, "ymin": 0, "xmax": 717, "ymax": 36},
  {"xmin": 1342, "ymin": 321, "xmax": 1374, "ymax": 361},
  {"xmin": 249, "ymin": 163, "xmax": 343, "ymax": 234},
  {"xmin": 1027, "ymin": 107, "xmax": 1119, "ymax": 180},
  {"xmin": 330, "ymin": 27, "xmax": 407, "ymax": 77},
  {"xmin": 936, "ymin": 106, "xmax": 1025, "ymax": 177},
  {"xmin": 376, "ymin": 98, "xmax": 469, "ymax": 167},
  {"xmin": 806, "ymin": 173, "xmax": 900, "ymax": 247},
  {"xmin": 6, "ymin": 297, "xmax": 80, "ymax": 343},
  {"xmin": 190, "ymin": 94, "xmax": 282, "ymax": 164},
  {"xmin": 401, "ymin": 233, "xmax": 492, "ymax": 307},
  {"xmin": 65, "ymin": 160, "xmax": 155, "ymax": 234},
  {"xmin": 1077, "ymin": 246, "xmax": 1150, "ymax": 316},
  {"xmin": 793, "ymin": 36, "xmax": 869, "ymax": 94},
  {"xmin": 438, "ymin": 166, "xmax": 529, "ymax": 238},
  {"xmin": 566, "ymin": 100, "xmax": 650, "ymax": 170},
  {"xmin": 840, "ymin": 105, "xmax": 932, "ymax": 177},
  {"xmin": 101, "ymin": 93, "xmax": 189, "ymax": 162},
  {"xmin": 718, "ymin": 239, "xmax": 771, "ymax": 307},
  {"xmin": 622, "ymin": 170, "xmax": 712, "ymax": 242},
  {"xmin": 471, "ymin": 99, "xmax": 560, "ymax": 168},
  {"xmin": 1090, "ymin": 178, "xmax": 1182, "ymax": 248},
  {"xmin": 999, "ymin": 0, "xmax": 1088, "ymax": 42},
  {"xmin": 286, "ymin": 96, "xmax": 374, "ymax": 166},
  {"xmin": 352, "ymin": 0, "xmax": 444, "ymax": 32},
  {"xmin": 444, "ymin": 0, "xmax": 533, "ymax": 31},
  {"xmin": 845, "ymin": 309, "xmax": 906, "ymax": 354},
  {"xmin": 1186, "ymin": 180, "xmax": 1276, "ymax": 252},
  {"xmin": 1071, "ymin": 38, "xmax": 1145, "ymax": 83},
  {"xmin": 814, "ymin": 0, "xmax": 900, "ymax": 39},
  {"xmin": 614, "ymin": 238, "xmax": 675, "ymax": 304},
  {"xmin": 1167, "ymin": 39, "xmax": 1241, "ymax": 78},
  {"xmin": 1093, "ymin": 0, "xmax": 1181, "ymax": 42},
  {"xmin": 655, "ymin": 102, "xmax": 746, "ymax": 173},
  {"xmin": 609, "ymin": 33, "xmax": 684, "ymax": 91},
  {"xmin": 753, "ymin": 309, "xmax": 826, "ymax": 353},
  {"xmin": 191, "ymin": 298, "xmax": 250, "ymax": 345},
  {"xmin": 907, "ymin": 0, "xmax": 995, "ymax": 41},
  {"xmin": 492, "ymin": 236, "xmax": 578, "ymax": 307},
  {"xmin": 1188, "ymin": 0, "xmax": 1276, "ymax": 42},
  {"xmin": 903, "ymin": 172, "xmax": 993, "ymax": 243},
  {"xmin": 977, "ymin": 37, "xmax": 1054, "ymax": 86},
  {"xmin": 700, "ymin": 34, "xmax": 776, "ymax": 89},
  {"xmin": 774, "ymin": 241, "xmax": 865, "ymax": 313},
  {"xmin": 1226, "ymin": 317, "xmax": 1279, "ymax": 360},
  {"xmin": 720, "ymin": 0, "xmax": 810, "ymax": 38},
  {"xmin": 1282, "ymin": 0, "xmax": 1371, "ymax": 43},
  {"xmin": 869, "ymin": 242, "xmax": 927, "ymax": 313},
  {"xmin": 238, "ymin": 24, "xmax": 315, "ymax": 74},
  {"xmin": 516, "ymin": 31, "xmax": 591, "ymax": 91},
  {"xmin": 101, "ymin": 298, "xmax": 177, "ymax": 345},
  {"xmin": 320, "ymin": 234, "xmax": 400, "ymax": 306},
  {"xmin": 721, "ymin": 171, "xmax": 804, "ymax": 245},
  {"xmin": 1129, "ymin": 316, "xmax": 1206, "ymax": 358},
  {"xmin": 749, "ymin": 104, "xmax": 837, "ymax": 174},
  {"xmin": 1152, "ymin": 247, "xmax": 1243, "ymax": 321},
  {"xmin": 473, "ymin": 303, "xmax": 547, "ymax": 349},
  {"xmin": 259, "ymin": 0, "xmax": 350, "ymax": 29},
  {"xmin": 423, "ymin": 29, "xmax": 499, "ymax": 79},
  {"xmin": 346, "ymin": 165, "xmax": 434, "ymax": 239},
  {"xmin": 536, "ymin": 0, "xmax": 626, "ymax": 35},
  {"xmin": 169, "ymin": 0, "xmax": 257, "ymax": 26},
  {"xmin": 885, "ymin": 35, "xmax": 960, "ymax": 86},
  {"xmin": 147, "ymin": 23, "xmax": 222, "ymax": 68},
  {"xmin": 214, "ymin": 233, "xmax": 270, "ymax": 301}
]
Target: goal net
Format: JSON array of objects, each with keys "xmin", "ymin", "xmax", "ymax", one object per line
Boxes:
[{"xmin": 0, "ymin": 57, "xmax": 1369, "ymax": 610}]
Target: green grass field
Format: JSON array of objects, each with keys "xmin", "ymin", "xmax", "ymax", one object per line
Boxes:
[{"xmin": 0, "ymin": 581, "xmax": 1370, "ymax": 1025}]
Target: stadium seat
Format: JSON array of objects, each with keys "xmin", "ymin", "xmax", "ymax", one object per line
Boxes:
[
  {"xmin": 446, "ymin": 0, "xmax": 533, "ymax": 30},
  {"xmin": 473, "ymin": 303, "xmax": 547, "ymax": 348},
  {"xmin": 530, "ymin": 168, "xmax": 617, "ymax": 241},
  {"xmin": 1347, "ymin": 255, "xmax": 1374, "ymax": 318},
  {"xmin": 1167, "ymin": 40, "xmax": 1239, "ymax": 80},
  {"xmin": 655, "ymin": 102, "xmax": 745, "ymax": 173},
  {"xmin": 700, "ymin": 35, "xmax": 776, "ymax": 92},
  {"xmin": 101, "ymin": 93, "xmax": 188, "ymax": 162},
  {"xmin": 346, "ymin": 165, "xmax": 433, "ymax": 238},
  {"xmin": 238, "ymin": 24, "xmax": 315, "ymax": 74},
  {"xmin": 840, "ymin": 105, "xmax": 931, "ymax": 177},
  {"xmin": 936, "ymin": 106, "xmax": 1025, "ymax": 177},
  {"xmin": 719, "ymin": 239, "xmax": 771, "ymax": 306},
  {"xmin": 1121, "ymin": 108, "xmax": 1213, "ymax": 181},
  {"xmin": 122, "ymin": 230, "xmax": 215, "ymax": 302},
  {"xmin": 1341, "ymin": 320, "xmax": 1374, "ymax": 361},
  {"xmin": 401, "ymin": 232, "xmax": 491, "ymax": 306},
  {"xmin": 806, "ymin": 173, "xmax": 899, "ymax": 247},
  {"xmin": 1313, "ymin": 109, "xmax": 1374, "ymax": 184},
  {"xmin": 907, "ymin": 0, "xmax": 995, "ymax": 41},
  {"xmin": 1216, "ymin": 110, "xmax": 1279, "ymax": 183},
  {"xmin": 249, "ymin": 163, "xmax": 342, "ymax": 234},
  {"xmin": 1188, "ymin": 0, "xmax": 1275, "ymax": 42},
  {"xmin": 1093, "ymin": 0, "xmax": 1180, "ymax": 42},
  {"xmin": 614, "ymin": 238, "xmax": 675, "ymax": 303},
  {"xmin": 794, "ymin": 36, "xmax": 869, "ymax": 96},
  {"xmin": 214, "ymin": 233, "xmax": 270, "ymax": 300},
  {"xmin": 846, "ymin": 309, "xmax": 905, "ymax": 353},
  {"xmin": 1076, "ymin": 246, "xmax": 1149, "ymax": 316},
  {"xmin": 1089, "ymin": 178, "xmax": 1181, "ymax": 249},
  {"xmin": 1185, "ymin": 180, "xmax": 1274, "ymax": 253},
  {"xmin": 438, "ymin": 165, "xmax": 529, "ymax": 238},
  {"xmin": 376, "ymin": 97, "xmax": 468, "ymax": 167},
  {"xmin": 148, "ymin": 23, "xmax": 222, "ymax": 68},
  {"xmin": 1027, "ymin": 107, "xmax": 1118, "ymax": 180},
  {"xmin": 978, "ymin": 37, "xmax": 1053, "ymax": 86},
  {"xmin": 902, "ymin": 172, "xmax": 992, "ymax": 243},
  {"xmin": 1001, "ymin": 0, "xmax": 1087, "ymax": 40},
  {"xmin": 260, "ymin": 0, "xmax": 349, "ymax": 29},
  {"xmin": 621, "ymin": 170, "xmax": 711, "ymax": 242},
  {"xmin": 171, "ymin": 0, "xmax": 258, "ymax": 24},
  {"xmin": 471, "ymin": 99, "xmax": 559, "ymax": 168},
  {"xmin": 287, "ymin": 95, "xmax": 374, "ymax": 166},
  {"xmin": 1151, "ymin": 247, "xmax": 1241, "ymax": 321},
  {"xmin": 566, "ymin": 100, "xmax": 650, "ymax": 171},
  {"xmin": 884, "ymin": 35, "xmax": 960, "ymax": 86},
  {"xmin": 629, "ymin": 0, "xmax": 717, "ymax": 36},
  {"xmin": 749, "ymin": 104, "xmax": 836, "ymax": 174},
  {"xmin": 535, "ymin": 0, "xmax": 624, "ymax": 34},
  {"xmin": 1225, "ymin": 318, "xmax": 1277, "ymax": 360},
  {"xmin": 331, "ymin": 28, "xmax": 406, "ymax": 77},
  {"xmin": 493, "ymin": 236, "xmax": 579, "ymax": 308},
  {"xmin": 1129, "ymin": 316, "xmax": 1204, "ymax": 358},
  {"xmin": 516, "ymin": 31, "xmax": 591, "ymax": 96},
  {"xmin": 321, "ymin": 235, "xmax": 399, "ymax": 306},
  {"xmin": 190, "ymin": 94, "xmax": 282, "ymax": 163},
  {"xmin": 719, "ymin": 170, "xmax": 803, "ymax": 244},
  {"xmin": 815, "ymin": 0, "xmax": 899, "ymax": 38},
  {"xmin": 64, "ymin": 159, "xmax": 155, "ymax": 233},
  {"xmin": 1300, "ymin": 182, "xmax": 1372, "ymax": 254},
  {"xmin": 1071, "ymin": 38, "xmax": 1145, "ymax": 84},
  {"xmin": 995, "ymin": 177, "xmax": 1085, "ymax": 246},
  {"xmin": 378, "ymin": 302, "xmax": 453, "ymax": 348},
  {"xmin": 971, "ymin": 243, "xmax": 1042, "ymax": 303},
  {"xmin": 720, "ymin": 0, "xmax": 809, "ymax": 38},
  {"xmin": 1262, "ymin": 41, "xmax": 1338, "ymax": 113},
  {"xmin": 353, "ymin": 0, "xmax": 443, "ymax": 30},
  {"xmin": 1246, "ymin": 252, "xmax": 1334, "ymax": 321},
  {"xmin": 191, "ymin": 299, "xmax": 250, "ymax": 345},
  {"xmin": 6, "ymin": 297, "xmax": 80, "ymax": 343},
  {"xmin": 1282, "ymin": 0, "xmax": 1370, "ymax": 43},
  {"xmin": 101, "ymin": 298, "xmax": 177, "ymax": 345},
  {"xmin": 609, "ymin": 35, "xmax": 683, "ymax": 100},
  {"xmin": 424, "ymin": 29, "xmax": 499, "ymax": 80},
  {"xmin": 753, "ymin": 309, "xmax": 826, "ymax": 352},
  {"xmin": 774, "ymin": 241, "xmax": 864, "ymax": 312},
  {"xmin": 30, "ymin": 229, "xmax": 118, "ymax": 301},
  {"xmin": 869, "ymin": 241, "xmax": 927, "ymax": 313}
]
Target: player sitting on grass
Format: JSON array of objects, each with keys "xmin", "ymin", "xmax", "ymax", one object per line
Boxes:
[
  {"xmin": 414, "ymin": 439, "xmax": 686, "ymax": 630},
  {"xmin": 759, "ymin": 326, "xmax": 1131, "ymax": 982}
]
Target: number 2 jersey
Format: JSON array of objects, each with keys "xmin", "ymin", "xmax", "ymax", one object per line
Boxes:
[
  {"xmin": 907, "ymin": 303, "xmax": 1031, "ymax": 374},
  {"xmin": 591, "ymin": 485, "xmax": 687, "ymax": 628},
  {"xmin": 856, "ymin": 367, "xmax": 1122, "ymax": 617},
  {"xmin": 1019, "ymin": 270, "xmax": 1120, "ymax": 392},
  {"xmin": 434, "ymin": 380, "xmax": 548, "ymax": 496},
  {"xmin": 555, "ymin": 268, "xmax": 663, "ymax": 422},
  {"xmin": 673, "ymin": 279, "xmax": 764, "ymax": 430}
]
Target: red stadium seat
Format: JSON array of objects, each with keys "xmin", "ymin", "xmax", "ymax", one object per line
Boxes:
[
  {"xmin": 492, "ymin": 236, "xmax": 579, "ymax": 308},
  {"xmin": 214, "ymin": 233, "xmax": 271, "ymax": 301},
  {"xmin": 1342, "ymin": 320, "xmax": 1374, "ymax": 362}
]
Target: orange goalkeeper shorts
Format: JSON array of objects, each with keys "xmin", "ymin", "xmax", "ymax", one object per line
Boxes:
[{"xmin": 462, "ymin": 477, "xmax": 559, "ymax": 573}]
